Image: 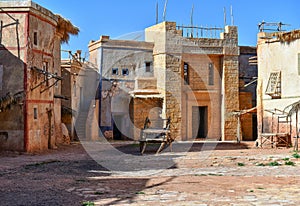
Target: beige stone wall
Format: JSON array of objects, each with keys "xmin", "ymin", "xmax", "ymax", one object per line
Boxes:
[{"xmin": 146, "ymin": 22, "xmax": 240, "ymax": 141}]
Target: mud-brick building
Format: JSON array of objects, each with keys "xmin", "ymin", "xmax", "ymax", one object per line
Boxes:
[
  {"xmin": 61, "ymin": 51, "xmax": 99, "ymax": 141},
  {"xmin": 257, "ymin": 29, "xmax": 300, "ymax": 143},
  {"xmin": 0, "ymin": 0, "xmax": 78, "ymax": 152},
  {"xmin": 89, "ymin": 21, "xmax": 248, "ymax": 141}
]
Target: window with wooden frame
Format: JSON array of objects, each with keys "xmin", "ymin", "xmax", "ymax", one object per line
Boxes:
[
  {"xmin": 265, "ymin": 71, "xmax": 281, "ymax": 99},
  {"xmin": 183, "ymin": 62, "xmax": 189, "ymax": 85}
]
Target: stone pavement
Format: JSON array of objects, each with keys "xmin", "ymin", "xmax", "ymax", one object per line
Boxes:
[
  {"xmin": 1, "ymin": 142, "xmax": 300, "ymax": 205},
  {"xmin": 68, "ymin": 142, "xmax": 300, "ymax": 206}
]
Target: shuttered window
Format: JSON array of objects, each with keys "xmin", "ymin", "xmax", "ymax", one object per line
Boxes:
[{"xmin": 265, "ymin": 71, "xmax": 281, "ymax": 99}]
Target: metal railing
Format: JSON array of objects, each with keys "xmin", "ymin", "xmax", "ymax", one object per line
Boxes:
[{"xmin": 176, "ymin": 25, "xmax": 224, "ymax": 39}]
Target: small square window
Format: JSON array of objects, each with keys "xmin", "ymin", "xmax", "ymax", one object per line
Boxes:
[
  {"xmin": 33, "ymin": 32, "xmax": 38, "ymax": 46},
  {"xmin": 122, "ymin": 68, "xmax": 129, "ymax": 76},
  {"xmin": 112, "ymin": 68, "xmax": 118, "ymax": 75}
]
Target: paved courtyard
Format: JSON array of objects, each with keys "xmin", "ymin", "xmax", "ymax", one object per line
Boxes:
[{"xmin": 0, "ymin": 141, "xmax": 300, "ymax": 205}]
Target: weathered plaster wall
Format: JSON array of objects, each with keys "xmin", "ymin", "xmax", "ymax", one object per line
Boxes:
[
  {"xmin": 0, "ymin": 1, "xmax": 63, "ymax": 152},
  {"xmin": 257, "ymin": 33, "xmax": 300, "ymax": 138}
]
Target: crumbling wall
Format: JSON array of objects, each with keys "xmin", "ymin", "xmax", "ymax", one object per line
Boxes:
[{"xmin": 0, "ymin": 12, "xmax": 26, "ymax": 151}]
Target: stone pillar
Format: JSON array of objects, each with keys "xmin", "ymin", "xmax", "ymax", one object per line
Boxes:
[
  {"xmin": 165, "ymin": 54, "xmax": 182, "ymax": 140},
  {"xmin": 221, "ymin": 26, "xmax": 240, "ymax": 141},
  {"xmin": 146, "ymin": 22, "xmax": 183, "ymax": 140}
]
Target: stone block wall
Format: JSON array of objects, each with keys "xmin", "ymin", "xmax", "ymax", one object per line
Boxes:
[
  {"xmin": 130, "ymin": 97, "xmax": 163, "ymax": 140},
  {"xmin": 222, "ymin": 55, "xmax": 240, "ymax": 140}
]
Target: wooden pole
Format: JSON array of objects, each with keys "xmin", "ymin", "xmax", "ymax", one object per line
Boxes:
[{"xmin": 295, "ymin": 109, "xmax": 299, "ymax": 152}]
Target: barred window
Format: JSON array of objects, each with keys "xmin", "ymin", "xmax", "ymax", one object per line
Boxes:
[{"xmin": 184, "ymin": 62, "xmax": 189, "ymax": 85}]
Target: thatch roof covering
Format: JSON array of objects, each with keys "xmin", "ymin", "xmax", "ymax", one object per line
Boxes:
[
  {"xmin": 273, "ymin": 30, "xmax": 300, "ymax": 43},
  {"xmin": 56, "ymin": 14, "xmax": 79, "ymax": 43}
]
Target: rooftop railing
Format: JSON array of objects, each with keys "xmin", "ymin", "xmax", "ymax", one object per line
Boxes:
[{"xmin": 176, "ymin": 25, "xmax": 224, "ymax": 39}]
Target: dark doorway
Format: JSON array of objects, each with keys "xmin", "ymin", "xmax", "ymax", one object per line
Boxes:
[
  {"xmin": 113, "ymin": 115, "xmax": 123, "ymax": 140},
  {"xmin": 252, "ymin": 114, "xmax": 258, "ymax": 141},
  {"xmin": 192, "ymin": 106, "xmax": 208, "ymax": 138}
]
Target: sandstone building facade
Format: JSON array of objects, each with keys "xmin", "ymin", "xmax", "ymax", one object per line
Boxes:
[{"xmin": 89, "ymin": 21, "xmax": 250, "ymax": 141}]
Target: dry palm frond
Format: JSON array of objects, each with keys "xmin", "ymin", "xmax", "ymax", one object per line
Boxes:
[
  {"xmin": 0, "ymin": 91, "xmax": 24, "ymax": 112},
  {"xmin": 56, "ymin": 14, "xmax": 79, "ymax": 44},
  {"xmin": 273, "ymin": 30, "xmax": 300, "ymax": 43}
]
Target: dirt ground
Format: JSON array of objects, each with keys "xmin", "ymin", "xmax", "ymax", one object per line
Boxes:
[{"xmin": 1, "ymin": 141, "xmax": 300, "ymax": 206}]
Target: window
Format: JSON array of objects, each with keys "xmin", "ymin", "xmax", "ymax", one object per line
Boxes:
[
  {"xmin": 33, "ymin": 32, "xmax": 38, "ymax": 46},
  {"xmin": 73, "ymin": 81, "xmax": 77, "ymax": 97},
  {"xmin": 145, "ymin": 62, "xmax": 152, "ymax": 72},
  {"xmin": 122, "ymin": 68, "xmax": 129, "ymax": 76},
  {"xmin": 33, "ymin": 108, "xmax": 38, "ymax": 120},
  {"xmin": 298, "ymin": 53, "xmax": 300, "ymax": 75},
  {"xmin": 0, "ymin": 64, "xmax": 3, "ymax": 91},
  {"xmin": 112, "ymin": 68, "xmax": 118, "ymax": 75},
  {"xmin": 266, "ymin": 71, "xmax": 281, "ymax": 99},
  {"xmin": 43, "ymin": 61, "xmax": 49, "ymax": 86},
  {"xmin": 183, "ymin": 62, "xmax": 189, "ymax": 85},
  {"xmin": 208, "ymin": 63, "xmax": 214, "ymax": 85}
]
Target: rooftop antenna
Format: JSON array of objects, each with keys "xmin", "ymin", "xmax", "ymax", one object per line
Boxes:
[
  {"xmin": 190, "ymin": 4, "xmax": 194, "ymax": 37},
  {"xmin": 230, "ymin": 5, "xmax": 234, "ymax": 25},
  {"xmin": 163, "ymin": 0, "xmax": 168, "ymax": 21},
  {"xmin": 156, "ymin": 1, "xmax": 159, "ymax": 24},
  {"xmin": 223, "ymin": 7, "xmax": 227, "ymax": 26}
]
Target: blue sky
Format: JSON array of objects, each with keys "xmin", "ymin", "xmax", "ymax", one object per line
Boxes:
[{"xmin": 34, "ymin": 0, "xmax": 300, "ymax": 59}]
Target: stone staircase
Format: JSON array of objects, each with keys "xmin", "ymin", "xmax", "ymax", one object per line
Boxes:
[{"xmin": 75, "ymin": 111, "xmax": 89, "ymax": 140}]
